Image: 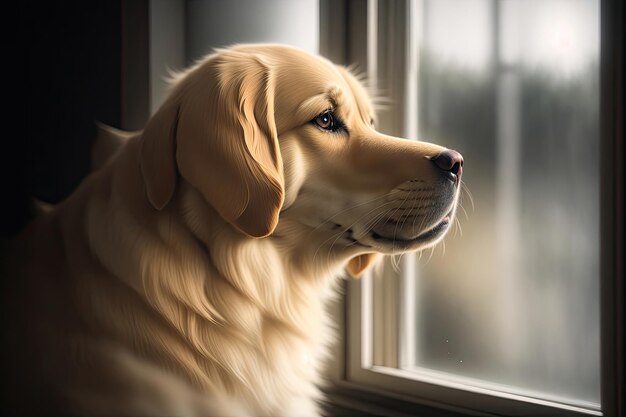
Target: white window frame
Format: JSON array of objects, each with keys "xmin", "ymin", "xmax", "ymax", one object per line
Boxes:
[{"xmin": 321, "ymin": 1, "xmax": 623, "ymax": 416}]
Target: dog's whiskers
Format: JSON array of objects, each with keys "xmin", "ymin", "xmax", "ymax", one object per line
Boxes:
[
  {"xmin": 322, "ymin": 202, "xmax": 398, "ymax": 276},
  {"xmin": 461, "ymin": 181, "xmax": 475, "ymax": 213},
  {"xmin": 411, "ymin": 192, "xmax": 432, "ymax": 241},
  {"xmin": 366, "ymin": 207, "xmax": 395, "ymax": 235},
  {"xmin": 391, "ymin": 190, "xmax": 413, "ymax": 254},
  {"xmin": 305, "ymin": 192, "xmax": 394, "ymax": 239},
  {"xmin": 458, "ymin": 202, "xmax": 470, "ymax": 222},
  {"xmin": 453, "ymin": 216, "xmax": 463, "ymax": 238},
  {"xmin": 311, "ymin": 199, "xmax": 396, "ymax": 274},
  {"xmin": 426, "ymin": 245, "xmax": 436, "ymax": 264},
  {"xmin": 322, "ymin": 202, "xmax": 396, "ymax": 270}
]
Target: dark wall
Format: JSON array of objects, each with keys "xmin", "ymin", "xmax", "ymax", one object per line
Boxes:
[{"xmin": 6, "ymin": 1, "xmax": 122, "ymax": 236}]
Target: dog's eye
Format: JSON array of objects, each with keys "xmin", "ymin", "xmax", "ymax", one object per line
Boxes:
[{"xmin": 312, "ymin": 111, "xmax": 340, "ymax": 131}]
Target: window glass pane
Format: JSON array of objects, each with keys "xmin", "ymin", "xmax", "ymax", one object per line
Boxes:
[{"xmin": 404, "ymin": 0, "xmax": 600, "ymax": 405}]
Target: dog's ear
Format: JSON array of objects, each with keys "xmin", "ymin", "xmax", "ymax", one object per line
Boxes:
[
  {"xmin": 140, "ymin": 50, "xmax": 284, "ymax": 238},
  {"xmin": 140, "ymin": 100, "xmax": 180, "ymax": 210},
  {"xmin": 346, "ymin": 253, "xmax": 381, "ymax": 278}
]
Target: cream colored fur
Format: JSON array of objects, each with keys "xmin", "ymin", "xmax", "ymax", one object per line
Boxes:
[{"xmin": 2, "ymin": 44, "xmax": 460, "ymax": 416}]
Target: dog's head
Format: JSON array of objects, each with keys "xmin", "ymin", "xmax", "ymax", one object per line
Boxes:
[{"xmin": 140, "ymin": 44, "xmax": 463, "ymax": 277}]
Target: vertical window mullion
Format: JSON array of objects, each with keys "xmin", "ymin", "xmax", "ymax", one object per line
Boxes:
[{"xmin": 399, "ymin": 0, "xmax": 421, "ymax": 371}]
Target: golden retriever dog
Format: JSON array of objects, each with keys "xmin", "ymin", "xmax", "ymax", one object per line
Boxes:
[{"xmin": 2, "ymin": 44, "xmax": 463, "ymax": 416}]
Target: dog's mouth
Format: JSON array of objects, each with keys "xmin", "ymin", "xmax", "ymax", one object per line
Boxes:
[
  {"xmin": 350, "ymin": 209, "xmax": 454, "ymax": 253},
  {"xmin": 370, "ymin": 215, "xmax": 450, "ymax": 247}
]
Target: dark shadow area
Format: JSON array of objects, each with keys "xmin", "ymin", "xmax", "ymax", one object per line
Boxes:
[{"xmin": 4, "ymin": 1, "xmax": 121, "ymax": 237}]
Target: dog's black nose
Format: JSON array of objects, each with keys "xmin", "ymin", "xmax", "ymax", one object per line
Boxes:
[{"xmin": 432, "ymin": 149, "xmax": 464, "ymax": 182}]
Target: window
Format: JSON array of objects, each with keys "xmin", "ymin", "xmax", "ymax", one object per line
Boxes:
[{"xmin": 323, "ymin": 1, "xmax": 623, "ymax": 416}]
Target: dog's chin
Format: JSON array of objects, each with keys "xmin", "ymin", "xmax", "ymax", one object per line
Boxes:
[{"xmin": 355, "ymin": 212, "xmax": 453, "ymax": 254}]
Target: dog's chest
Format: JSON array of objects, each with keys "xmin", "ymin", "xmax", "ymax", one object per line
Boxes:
[
  {"xmin": 212, "ymin": 284, "xmax": 331, "ymax": 416},
  {"xmin": 231, "ymin": 300, "xmax": 332, "ymax": 416}
]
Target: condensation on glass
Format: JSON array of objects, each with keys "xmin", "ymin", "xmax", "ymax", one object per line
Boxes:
[{"xmin": 387, "ymin": 0, "xmax": 599, "ymax": 406}]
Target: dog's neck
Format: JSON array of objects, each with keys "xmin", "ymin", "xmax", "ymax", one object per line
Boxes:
[{"xmin": 176, "ymin": 182, "xmax": 345, "ymax": 325}]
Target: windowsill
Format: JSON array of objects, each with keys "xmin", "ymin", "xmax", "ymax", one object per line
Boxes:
[
  {"xmin": 322, "ymin": 382, "xmax": 492, "ymax": 417},
  {"xmin": 364, "ymin": 365, "xmax": 601, "ymax": 415}
]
